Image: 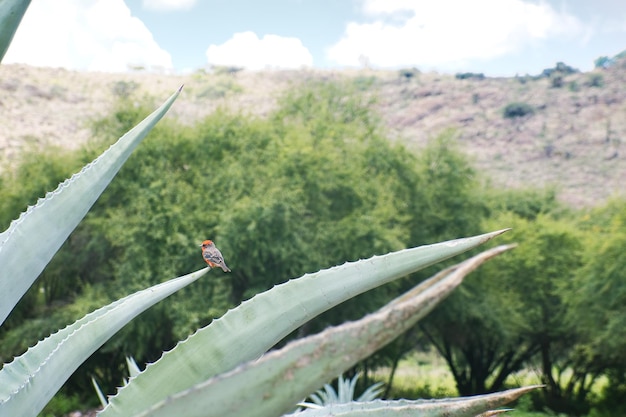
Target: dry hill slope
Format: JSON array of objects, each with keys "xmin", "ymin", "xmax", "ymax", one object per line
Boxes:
[{"xmin": 0, "ymin": 63, "xmax": 624, "ymax": 207}]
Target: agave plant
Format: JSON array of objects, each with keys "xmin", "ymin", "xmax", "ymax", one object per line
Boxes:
[
  {"xmin": 298, "ymin": 373, "xmax": 384, "ymax": 410},
  {"xmin": 0, "ymin": 2, "xmax": 539, "ymax": 416}
]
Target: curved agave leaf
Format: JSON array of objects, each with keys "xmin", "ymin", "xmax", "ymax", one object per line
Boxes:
[
  {"xmin": 288, "ymin": 386, "xmax": 539, "ymax": 417},
  {"xmin": 0, "ymin": 267, "xmax": 208, "ymax": 417},
  {"xmin": 100, "ymin": 230, "xmax": 508, "ymax": 417},
  {"xmin": 118, "ymin": 244, "xmax": 514, "ymax": 417},
  {"xmin": 0, "ymin": 87, "xmax": 181, "ymax": 325},
  {"xmin": 0, "ymin": 0, "xmax": 31, "ymax": 62}
]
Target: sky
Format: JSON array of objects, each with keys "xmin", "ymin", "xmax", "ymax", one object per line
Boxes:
[{"xmin": 4, "ymin": 0, "xmax": 626, "ymax": 76}]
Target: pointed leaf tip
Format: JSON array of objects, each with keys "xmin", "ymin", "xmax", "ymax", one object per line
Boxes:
[
  {"xmin": 0, "ymin": 87, "xmax": 181, "ymax": 326},
  {"xmin": 477, "ymin": 409, "xmax": 515, "ymax": 417},
  {"xmin": 493, "ymin": 228, "xmax": 511, "ymax": 236},
  {"xmin": 504, "ymin": 385, "xmax": 544, "ymax": 399},
  {"xmin": 101, "ymin": 232, "xmax": 501, "ymax": 417},
  {"xmin": 178, "ymin": 84, "xmax": 184, "ymax": 92}
]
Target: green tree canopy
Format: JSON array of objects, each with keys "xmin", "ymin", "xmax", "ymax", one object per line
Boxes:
[
  {"xmin": 0, "ymin": 80, "xmax": 485, "ymax": 396},
  {"xmin": 420, "ymin": 210, "xmax": 586, "ymax": 406},
  {"xmin": 567, "ymin": 198, "xmax": 626, "ymax": 413}
]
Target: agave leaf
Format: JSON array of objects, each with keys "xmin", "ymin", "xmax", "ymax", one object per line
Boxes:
[
  {"xmin": 0, "ymin": 0, "xmax": 31, "ymax": 62},
  {"xmin": 339, "ymin": 375, "xmax": 358, "ymax": 404},
  {"xmin": 126, "ymin": 357, "xmax": 141, "ymax": 379},
  {"xmin": 357, "ymin": 381, "xmax": 384, "ymax": 403},
  {"xmin": 299, "ymin": 373, "xmax": 383, "ymax": 409},
  {"xmin": 475, "ymin": 410, "xmax": 515, "ymax": 417},
  {"xmin": 0, "ymin": 267, "xmax": 208, "ymax": 417},
  {"xmin": 0, "ymin": 87, "xmax": 181, "ymax": 326},
  {"xmin": 100, "ymin": 230, "xmax": 508, "ymax": 417},
  {"xmin": 92, "ymin": 378, "xmax": 108, "ymax": 409},
  {"xmin": 288, "ymin": 386, "xmax": 539, "ymax": 417},
  {"xmin": 122, "ymin": 244, "xmax": 515, "ymax": 417}
]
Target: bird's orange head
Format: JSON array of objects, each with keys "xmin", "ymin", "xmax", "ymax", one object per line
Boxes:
[{"xmin": 200, "ymin": 239, "xmax": 214, "ymax": 248}]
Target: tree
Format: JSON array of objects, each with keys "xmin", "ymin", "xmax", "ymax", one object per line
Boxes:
[
  {"xmin": 2, "ymin": 81, "xmax": 484, "ymax": 396},
  {"xmin": 594, "ymin": 56, "xmax": 613, "ymax": 69},
  {"xmin": 371, "ymin": 132, "xmax": 488, "ymax": 393},
  {"xmin": 420, "ymin": 211, "xmax": 586, "ymax": 406},
  {"xmin": 566, "ymin": 199, "xmax": 626, "ymax": 413}
]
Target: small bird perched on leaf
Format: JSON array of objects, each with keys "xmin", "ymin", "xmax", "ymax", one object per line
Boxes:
[{"xmin": 200, "ymin": 239, "xmax": 231, "ymax": 272}]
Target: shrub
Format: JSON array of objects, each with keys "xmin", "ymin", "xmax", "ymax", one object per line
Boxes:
[
  {"xmin": 111, "ymin": 80, "xmax": 139, "ymax": 99},
  {"xmin": 594, "ymin": 56, "xmax": 613, "ymax": 69},
  {"xmin": 398, "ymin": 67, "xmax": 419, "ymax": 80},
  {"xmin": 455, "ymin": 72, "xmax": 485, "ymax": 80},
  {"xmin": 541, "ymin": 62, "xmax": 579, "ymax": 77},
  {"xmin": 195, "ymin": 78, "xmax": 243, "ymax": 99},
  {"xmin": 352, "ymin": 75, "xmax": 377, "ymax": 91},
  {"xmin": 503, "ymin": 102, "xmax": 535, "ymax": 118},
  {"xmin": 586, "ymin": 73, "xmax": 604, "ymax": 88},
  {"xmin": 550, "ymin": 74, "xmax": 564, "ymax": 88}
]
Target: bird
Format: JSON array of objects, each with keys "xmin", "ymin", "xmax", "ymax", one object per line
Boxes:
[{"xmin": 200, "ymin": 239, "xmax": 231, "ymax": 272}]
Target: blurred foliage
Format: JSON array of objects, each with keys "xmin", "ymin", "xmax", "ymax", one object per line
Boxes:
[
  {"xmin": 421, "ymin": 212, "xmax": 582, "ymax": 396},
  {"xmin": 550, "ymin": 74, "xmax": 564, "ymax": 88},
  {"xmin": 419, "ymin": 195, "xmax": 626, "ymax": 416},
  {"xmin": 586, "ymin": 73, "xmax": 604, "ymax": 88},
  {"xmin": 398, "ymin": 67, "xmax": 420, "ymax": 81},
  {"xmin": 565, "ymin": 199, "xmax": 626, "ymax": 415},
  {"xmin": 39, "ymin": 391, "xmax": 86, "ymax": 417},
  {"xmin": 352, "ymin": 75, "xmax": 378, "ymax": 91},
  {"xmin": 111, "ymin": 80, "xmax": 140, "ymax": 99},
  {"xmin": 455, "ymin": 72, "xmax": 485, "ymax": 80},
  {"xmin": 503, "ymin": 102, "xmax": 535, "ymax": 119},
  {"xmin": 594, "ymin": 56, "xmax": 613, "ymax": 69},
  {"xmin": 482, "ymin": 186, "xmax": 561, "ymax": 220},
  {"xmin": 1, "ymin": 79, "xmax": 625, "ymax": 416},
  {"xmin": 195, "ymin": 78, "xmax": 243, "ymax": 99},
  {"xmin": 590, "ymin": 370, "xmax": 626, "ymax": 417},
  {"xmin": 541, "ymin": 62, "xmax": 579, "ymax": 78},
  {"xmin": 0, "ymin": 80, "xmax": 484, "ymax": 399},
  {"xmin": 593, "ymin": 49, "xmax": 626, "ymax": 69}
]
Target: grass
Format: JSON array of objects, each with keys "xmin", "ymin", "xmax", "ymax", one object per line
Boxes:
[
  {"xmin": 374, "ymin": 349, "xmax": 565, "ymax": 416},
  {"xmin": 377, "ymin": 349, "xmax": 457, "ymax": 399},
  {"xmin": 380, "ymin": 350, "xmax": 617, "ymax": 416}
]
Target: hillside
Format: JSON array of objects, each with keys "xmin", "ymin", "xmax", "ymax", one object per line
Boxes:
[{"xmin": 0, "ymin": 62, "xmax": 624, "ymax": 207}]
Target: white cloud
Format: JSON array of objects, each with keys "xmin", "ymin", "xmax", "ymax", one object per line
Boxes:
[
  {"xmin": 206, "ymin": 31, "xmax": 313, "ymax": 70},
  {"xmin": 4, "ymin": 0, "xmax": 172, "ymax": 72},
  {"xmin": 142, "ymin": 0, "xmax": 196, "ymax": 12},
  {"xmin": 327, "ymin": 0, "xmax": 586, "ymax": 69}
]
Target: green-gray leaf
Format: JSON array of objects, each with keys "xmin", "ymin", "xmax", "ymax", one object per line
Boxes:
[
  {"xmin": 0, "ymin": 0, "xmax": 31, "ymax": 62},
  {"xmin": 104, "ymin": 240, "xmax": 512, "ymax": 417},
  {"xmin": 289, "ymin": 386, "xmax": 540, "ymax": 417},
  {"xmin": 0, "ymin": 267, "xmax": 208, "ymax": 417},
  {"xmin": 0, "ymin": 87, "xmax": 181, "ymax": 326}
]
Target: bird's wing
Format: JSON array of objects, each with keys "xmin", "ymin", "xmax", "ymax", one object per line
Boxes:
[{"xmin": 203, "ymin": 250, "xmax": 225, "ymax": 264}]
